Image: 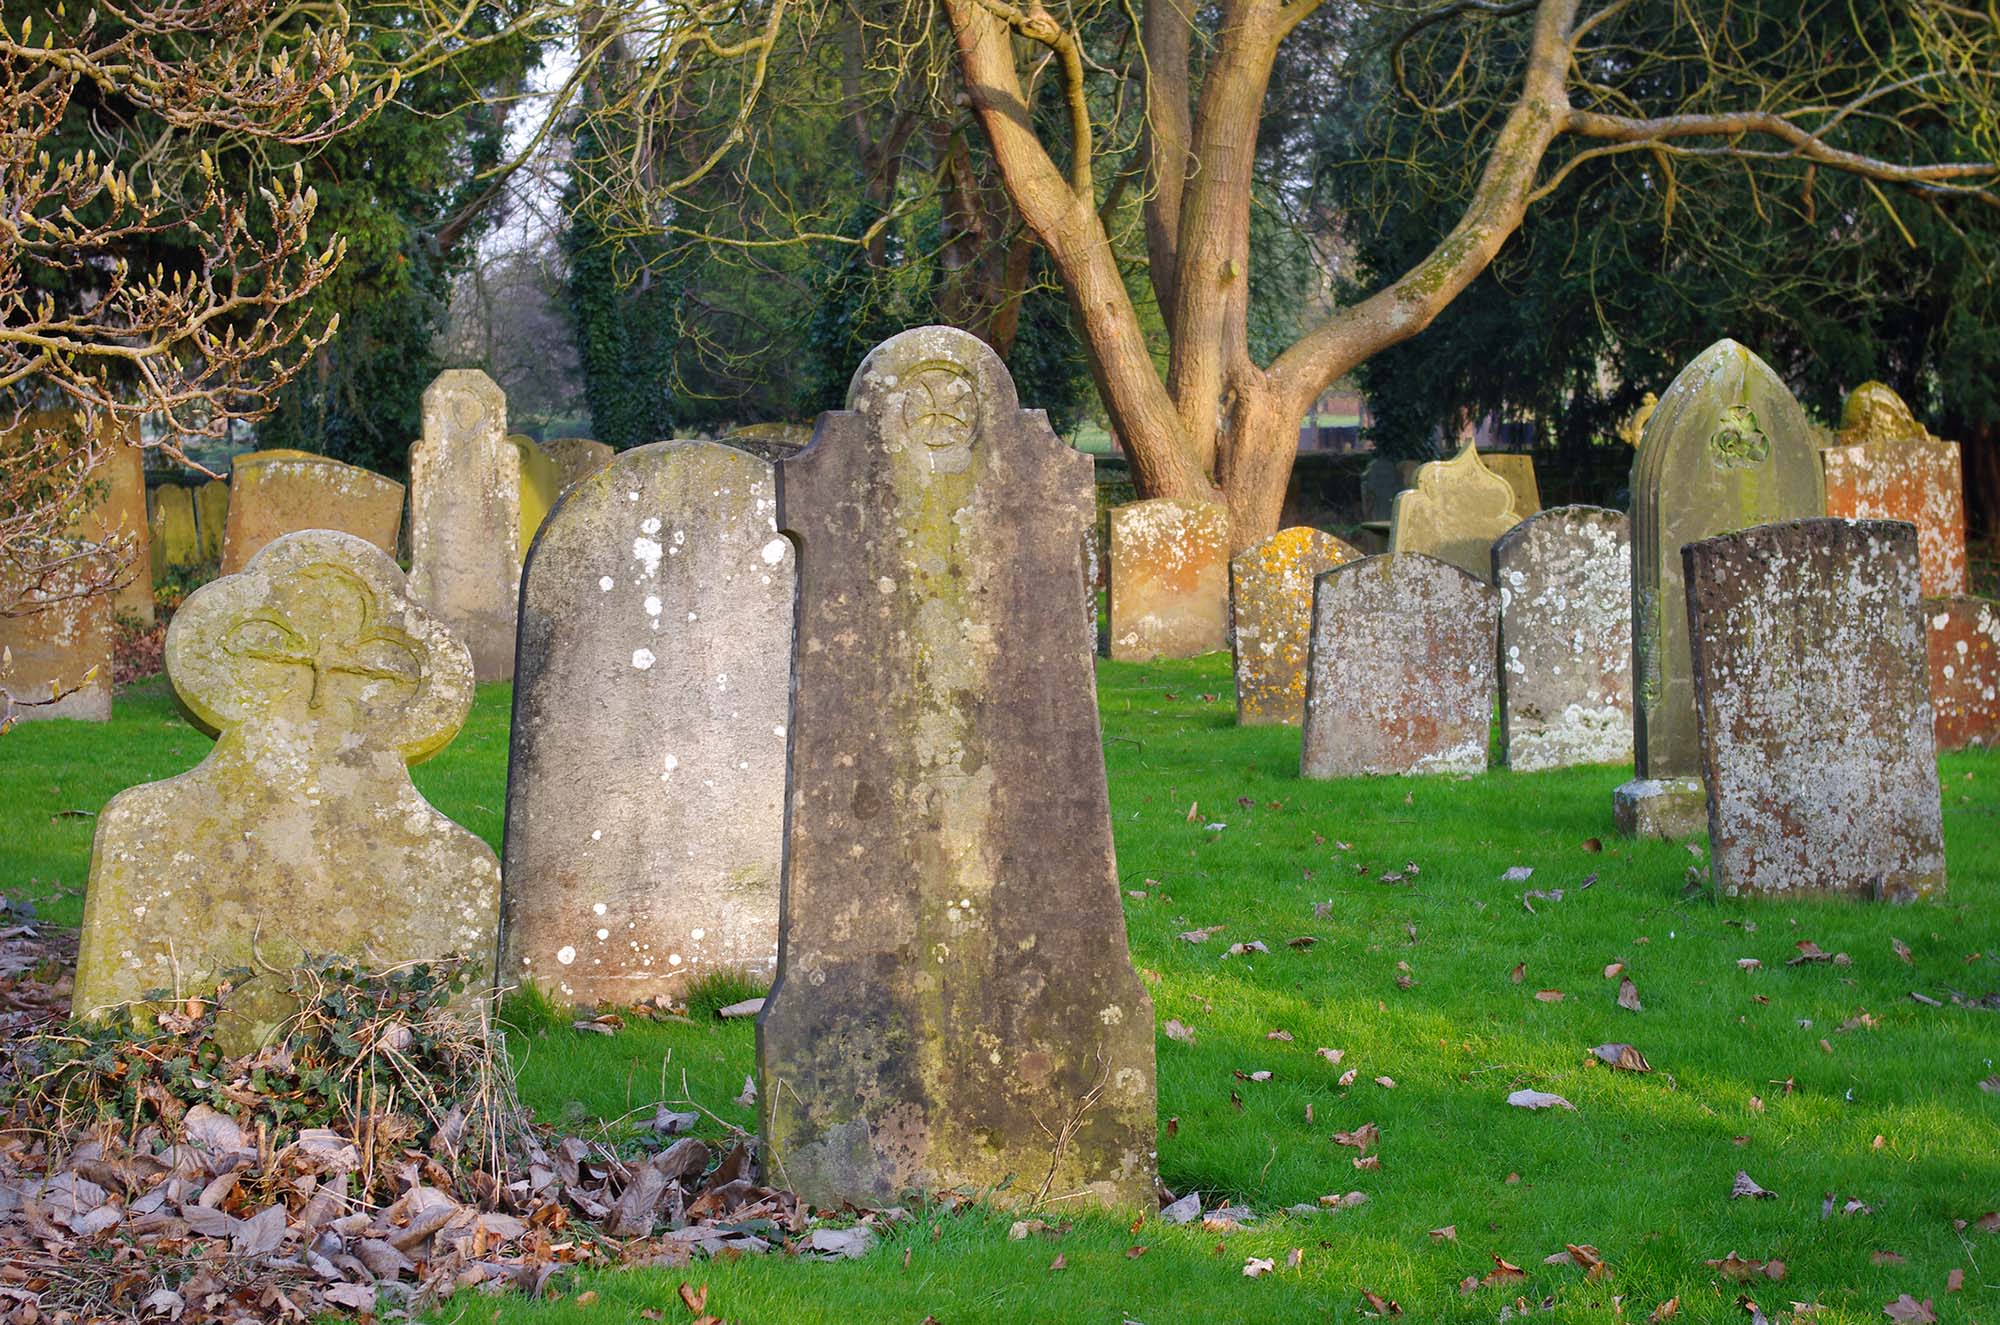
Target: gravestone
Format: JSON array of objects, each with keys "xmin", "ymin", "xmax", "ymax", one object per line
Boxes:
[
  {"xmin": 1482, "ymin": 452, "xmax": 1542, "ymax": 516},
  {"xmin": 1493, "ymin": 507, "xmax": 1632, "ymax": 771},
  {"xmin": 1926, "ymin": 596, "xmax": 2000, "ymax": 751},
  {"xmin": 1107, "ymin": 497, "xmax": 1230, "ymax": 660},
  {"xmin": 1617, "ymin": 340, "xmax": 1824, "ymax": 838},
  {"xmin": 1300, "ymin": 554, "xmax": 1497, "ymax": 778},
  {"xmin": 758, "ymin": 326, "xmax": 1157, "ymax": 1212},
  {"xmin": 503, "ymin": 442, "xmax": 792, "ymax": 1004},
  {"xmin": 221, "ymin": 450, "xmax": 403, "ymax": 575},
  {"xmin": 72, "ymin": 530, "xmax": 499, "ymax": 1049},
  {"xmin": 510, "ymin": 434, "xmax": 562, "ymax": 563},
  {"xmin": 408, "ymin": 370, "xmax": 520, "ymax": 680},
  {"xmin": 1229, "ymin": 527, "xmax": 1362, "ymax": 725},
  {"xmin": 1820, "ymin": 382, "xmax": 1967, "ymax": 597},
  {"xmin": 194, "ymin": 480, "xmax": 228, "ymax": 563},
  {"xmin": 0, "ymin": 541, "xmax": 114, "ymax": 723},
  {"xmin": 1389, "ymin": 444, "xmax": 1520, "ymax": 579},
  {"xmin": 148, "ymin": 485, "xmax": 200, "ymax": 579},
  {"xmin": 1685, "ymin": 519, "xmax": 1944, "ymax": 900},
  {"xmin": 543, "ymin": 437, "xmax": 615, "ymax": 492},
  {"xmin": 1360, "ymin": 457, "xmax": 1405, "ymax": 522}
]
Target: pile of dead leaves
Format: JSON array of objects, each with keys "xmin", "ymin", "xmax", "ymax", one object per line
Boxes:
[
  {"xmin": 110, "ymin": 620, "xmax": 164, "ymax": 689},
  {"xmin": 0, "ymin": 898, "xmax": 70, "ymax": 1039},
  {"xmin": 0, "ymin": 958, "xmax": 847, "ymax": 1323}
]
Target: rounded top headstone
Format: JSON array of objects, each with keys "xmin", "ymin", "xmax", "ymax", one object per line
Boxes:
[
  {"xmin": 166, "ymin": 529, "xmax": 474, "ymax": 764},
  {"xmin": 1838, "ymin": 381, "xmax": 1929, "ymax": 444},
  {"xmin": 844, "ymin": 325, "xmax": 1022, "ymax": 458}
]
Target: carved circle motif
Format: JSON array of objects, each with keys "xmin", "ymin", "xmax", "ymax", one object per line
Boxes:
[{"xmin": 898, "ymin": 360, "xmax": 978, "ymax": 450}]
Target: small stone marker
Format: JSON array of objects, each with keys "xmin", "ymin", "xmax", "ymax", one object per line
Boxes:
[
  {"xmin": 148, "ymin": 485, "xmax": 200, "ymax": 579},
  {"xmin": 1229, "ymin": 527, "xmax": 1361, "ymax": 725},
  {"xmin": 72, "ymin": 530, "xmax": 499, "ymax": 1048},
  {"xmin": 221, "ymin": 450, "xmax": 404, "ymax": 575},
  {"xmin": 1618, "ymin": 340, "xmax": 1824, "ymax": 838},
  {"xmin": 759, "ymin": 326, "xmax": 1157, "ymax": 1212},
  {"xmin": 1685, "ymin": 518, "xmax": 1944, "ymax": 900},
  {"xmin": 1493, "ymin": 506, "xmax": 1632, "ymax": 771},
  {"xmin": 543, "ymin": 437, "xmax": 615, "ymax": 492},
  {"xmin": 1107, "ymin": 497, "xmax": 1230, "ymax": 660},
  {"xmin": 1820, "ymin": 382, "xmax": 1967, "ymax": 597},
  {"xmin": 0, "ymin": 540, "xmax": 114, "ymax": 723},
  {"xmin": 1389, "ymin": 444, "xmax": 1520, "ymax": 579},
  {"xmin": 1360, "ymin": 457, "xmax": 1405, "ymax": 522},
  {"xmin": 510, "ymin": 434, "xmax": 562, "ymax": 562},
  {"xmin": 194, "ymin": 480, "xmax": 228, "ymax": 563},
  {"xmin": 503, "ymin": 441, "xmax": 792, "ymax": 1004},
  {"xmin": 1925, "ymin": 596, "xmax": 2000, "ymax": 751},
  {"xmin": 1482, "ymin": 452, "xmax": 1542, "ymax": 516},
  {"xmin": 408, "ymin": 370, "xmax": 521, "ymax": 680},
  {"xmin": 1300, "ymin": 554, "xmax": 1498, "ymax": 777}
]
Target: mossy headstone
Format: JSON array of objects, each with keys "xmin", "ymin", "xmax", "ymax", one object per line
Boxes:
[
  {"xmin": 72, "ymin": 530, "xmax": 497, "ymax": 1050},
  {"xmin": 221, "ymin": 450, "xmax": 403, "ymax": 575},
  {"xmin": 543, "ymin": 437, "xmax": 615, "ymax": 493},
  {"xmin": 1107, "ymin": 496, "xmax": 1230, "ymax": 660},
  {"xmin": 1494, "ymin": 507, "xmax": 1632, "ymax": 771},
  {"xmin": 0, "ymin": 539, "xmax": 114, "ymax": 723},
  {"xmin": 408, "ymin": 370, "xmax": 520, "ymax": 680},
  {"xmin": 1389, "ymin": 443, "xmax": 1520, "ymax": 579},
  {"xmin": 1229, "ymin": 527, "xmax": 1361, "ymax": 725},
  {"xmin": 509, "ymin": 434, "xmax": 562, "ymax": 565},
  {"xmin": 758, "ymin": 326, "xmax": 1157, "ymax": 1212},
  {"xmin": 148, "ymin": 484, "xmax": 200, "ymax": 580},
  {"xmin": 194, "ymin": 480, "xmax": 229, "ymax": 563}
]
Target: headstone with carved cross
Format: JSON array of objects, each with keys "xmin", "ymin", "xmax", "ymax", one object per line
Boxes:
[
  {"xmin": 758, "ymin": 326, "xmax": 1157, "ymax": 1213},
  {"xmin": 408, "ymin": 370, "xmax": 521, "ymax": 680},
  {"xmin": 1615, "ymin": 340, "xmax": 1823, "ymax": 838},
  {"xmin": 72, "ymin": 529, "xmax": 498, "ymax": 1052}
]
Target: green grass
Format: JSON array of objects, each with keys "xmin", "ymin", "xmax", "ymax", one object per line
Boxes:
[{"xmin": 2, "ymin": 658, "xmax": 1997, "ymax": 1323}]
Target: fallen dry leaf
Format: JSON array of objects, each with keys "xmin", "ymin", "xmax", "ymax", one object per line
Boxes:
[
  {"xmin": 1317, "ymin": 1047, "xmax": 1345, "ymax": 1065},
  {"xmin": 1706, "ymin": 1253, "xmax": 1786, "ymax": 1283},
  {"xmin": 1353, "ymin": 1155, "xmax": 1381, "ymax": 1171},
  {"xmin": 1892, "ymin": 937, "xmax": 1913, "ymax": 965},
  {"xmin": 1882, "ymin": 1294, "xmax": 1936, "ymax": 1323},
  {"xmin": 1731, "ymin": 1171, "xmax": 1776, "ymax": 1201},
  {"xmin": 1618, "ymin": 976, "xmax": 1644, "ymax": 1012},
  {"xmin": 1738, "ymin": 958, "xmax": 1763, "ymax": 972},
  {"xmin": 1332, "ymin": 1123, "xmax": 1379, "ymax": 1153},
  {"xmin": 1242, "ymin": 1256, "xmax": 1276, "ymax": 1278},
  {"xmin": 1507, "ymin": 1089, "xmax": 1575, "ymax": 1111},
  {"xmin": 1428, "ymin": 1225, "xmax": 1457, "ymax": 1242},
  {"xmin": 1590, "ymin": 1042, "xmax": 1652, "ymax": 1072},
  {"xmin": 1871, "ymin": 1251, "xmax": 1906, "ymax": 1266},
  {"xmin": 1947, "ymin": 1268, "xmax": 1963, "ymax": 1293},
  {"xmin": 1177, "ymin": 926, "xmax": 1224, "ymax": 944},
  {"xmin": 1481, "ymin": 1254, "xmax": 1527, "ymax": 1288},
  {"xmin": 679, "ymin": 1284, "xmax": 709, "ymax": 1314},
  {"xmin": 1510, "ymin": 962, "xmax": 1526, "ymax": 984},
  {"xmin": 1535, "ymin": 989, "xmax": 1566, "ymax": 1003},
  {"xmin": 1338, "ymin": 1068, "xmax": 1358, "ymax": 1086},
  {"xmin": 1604, "ymin": 963, "xmax": 1626, "ymax": 980},
  {"xmin": 1049, "ymin": 1253, "xmax": 1066, "ymax": 1271},
  {"xmin": 1164, "ymin": 1019, "xmax": 1196, "ymax": 1044},
  {"xmin": 1266, "ymin": 1029, "xmax": 1293, "ymax": 1041},
  {"xmin": 1360, "ymin": 1288, "xmax": 1402, "ymax": 1316},
  {"xmin": 1648, "ymin": 1297, "xmax": 1679, "ymax": 1322},
  {"xmin": 1374, "ymin": 1076, "xmax": 1397, "ymax": 1089}
]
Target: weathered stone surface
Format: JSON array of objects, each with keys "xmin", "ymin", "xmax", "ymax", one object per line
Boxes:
[
  {"xmin": 1493, "ymin": 506, "xmax": 1632, "ymax": 770},
  {"xmin": 148, "ymin": 485, "xmax": 200, "ymax": 579},
  {"xmin": 1623, "ymin": 340, "xmax": 1824, "ymax": 832},
  {"xmin": 1926, "ymin": 595, "xmax": 2000, "ymax": 752},
  {"xmin": 72, "ymin": 530, "xmax": 498, "ymax": 1049},
  {"xmin": 758, "ymin": 326, "xmax": 1156, "ymax": 1213},
  {"xmin": 408, "ymin": 371, "xmax": 521, "ymax": 680},
  {"xmin": 221, "ymin": 450, "xmax": 404, "ymax": 576},
  {"xmin": 543, "ymin": 437, "xmax": 615, "ymax": 492},
  {"xmin": 61, "ymin": 414, "xmax": 153, "ymax": 623},
  {"xmin": 1611, "ymin": 778, "xmax": 1707, "ymax": 839},
  {"xmin": 1229, "ymin": 527, "xmax": 1361, "ymax": 725},
  {"xmin": 0, "ymin": 541, "xmax": 114, "ymax": 723},
  {"xmin": 503, "ymin": 442, "xmax": 792, "ymax": 1004},
  {"xmin": 1820, "ymin": 382, "xmax": 1967, "ymax": 597},
  {"xmin": 1389, "ymin": 444, "xmax": 1520, "ymax": 579},
  {"xmin": 1685, "ymin": 518, "xmax": 1944, "ymax": 901},
  {"xmin": 1300, "ymin": 554, "xmax": 1498, "ymax": 778},
  {"xmin": 510, "ymin": 435, "xmax": 562, "ymax": 564},
  {"xmin": 1482, "ymin": 452, "xmax": 1542, "ymax": 516},
  {"xmin": 1107, "ymin": 498, "xmax": 1230, "ymax": 660},
  {"xmin": 1360, "ymin": 457, "xmax": 1405, "ymax": 522},
  {"xmin": 194, "ymin": 480, "xmax": 228, "ymax": 563}
]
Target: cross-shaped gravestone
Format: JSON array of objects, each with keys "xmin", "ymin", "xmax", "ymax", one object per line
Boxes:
[{"xmin": 73, "ymin": 529, "xmax": 499, "ymax": 1051}]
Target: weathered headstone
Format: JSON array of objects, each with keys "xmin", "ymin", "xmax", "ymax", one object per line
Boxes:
[
  {"xmin": 72, "ymin": 530, "xmax": 499, "ymax": 1048},
  {"xmin": 1493, "ymin": 506, "xmax": 1632, "ymax": 771},
  {"xmin": 221, "ymin": 450, "xmax": 404, "ymax": 575},
  {"xmin": 0, "ymin": 540, "xmax": 114, "ymax": 723},
  {"xmin": 1617, "ymin": 340, "xmax": 1824, "ymax": 838},
  {"xmin": 1820, "ymin": 382, "xmax": 1967, "ymax": 597},
  {"xmin": 542, "ymin": 437, "xmax": 615, "ymax": 493},
  {"xmin": 503, "ymin": 442, "xmax": 792, "ymax": 1004},
  {"xmin": 408, "ymin": 370, "xmax": 521, "ymax": 680},
  {"xmin": 1482, "ymin": 452, "xmax": 1543, "ymax": 516},
  {"xmin": 1229, "ymin": 527, "xmax": 1361, "ymax": 725},
  {"xmin": 194, "ymin": 480, "xmax": 228, "ymax": 563},
  {"xmin": 1685, "ymin": 519, "xmax": 1944, "ymax": 900},
  {"xmin": 1389, "ymin": 444, "xmax": 1520, "ymax": 579},
  {"xmin": 1360, "ymin": 456, "xmax": 1405, "ymax": 522},
  {"xmin": 61, "ymin": 413, "xmax": 153, "ymax": 623},
  {"xmin": 148, "ymin": 484, "xmax": 200, "ymax": 580},
  {"xmin": 1107, "ymin": 497, "xmax": 1230, "ymax": 660},
  {"xmin": 759, "ymin": 326, "xmax": 1157, "ymax": 1212},
  {"xmin": 1926, "ymin": 596, "xmax": 2000, "ymax": 752},
  {"xmin": 1300, "ymin": 554, "xmax": 1498, "ymax": 778},
  {"xmin": 510, "ymin": 434, "xmax": 562, "ymax": 564}
]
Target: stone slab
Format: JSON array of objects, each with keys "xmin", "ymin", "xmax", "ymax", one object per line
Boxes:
[
  {"xmin": 510, "ymin": 434, "xmax": 562, "ymax": 563},
  {"xmin": 1630, "ymin": 340, "xmax": 1824, "ymax": 786},
  {"xmin": 1821, "ymin": 382, "xmax": 1967, "ymax": 597},
  {"xmin": 408, "ymin": 371, "xmax": 520, "ymax": 680},
  {"xmin": 503, "ymin": 441, "xmax": 792, "ymax": 1004},
  {"xmin": 1301, "ymin": 553, "xmax": 1498, "ymax": 778},
  {"xmin": 1610, "ymin": 777, "xmax": 1707, "ymax": 840},
  {"xmin": 1494, "ymin": 506, "xmax": 1632, "ymax": 770},
  {"xmin": 1107, "ymin": 497, "xmax": 1230, "ymax": 660},
  {"xmin": 543, "ymin": 437, "xmax": 615, "ymax": 492},
  {"xmin": 1925, "ymin": 595, "xmax": 2000, "ymax": 752},
  {"xmin": 0, "ymin": 541, "xmax": 114, "ymax": 723},
  {"xmin": 148, "ymin": 484, "xmax": 200, "ymax": 579},
  {"xmin": 72, "ymin": 530, "xmax": 498, "ymax": 1050},
  {"xmin": 1389, "ymin": 444, "xmax": 1520, "ymax": 580},
  {"xmin": 221, "ymin": 450, "xmax": 404, "ymax": 576},
  {"xmin": 1229, "ymin": 527, "xmax": 1361, "ymax": 725},
  {"xmin": 194, "ymin": 480, "xmax": 228, "ymax": 563},
  {"xmin": 758, "ymin": 326, "xmax": 1157, "ymax": 1213},
  {"xmin": 1482, "ymin": 452, "xmax": 1542, "ymax": 516},
  {"xmin": 1685, "ymin": 518, "xmax": 1944, "ymax": 901}
]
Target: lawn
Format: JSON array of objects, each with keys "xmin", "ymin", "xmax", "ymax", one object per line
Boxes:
[{"xmin": 1, "ymin": 659, "xmax": 1996, "ymax": 1323}]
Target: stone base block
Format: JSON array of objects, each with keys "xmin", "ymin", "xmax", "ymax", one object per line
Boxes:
[{"xmin": 1613, "ymin": 777, "xmax": 1707, "ymax": 840}]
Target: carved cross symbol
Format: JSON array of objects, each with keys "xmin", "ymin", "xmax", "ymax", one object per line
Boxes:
[
  {"xmin": 901, "ymin": 363, "xmax": 976, "ymax": 450},
  {"xmin": 223, "ymin": 564, "xmax": 421, "ymax": 711}
]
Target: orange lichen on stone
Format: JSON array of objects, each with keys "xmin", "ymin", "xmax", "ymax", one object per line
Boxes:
[
  {"xmin": 1230, "ymin": 527, "xmax": 1361, "ymax": 725},
  {"xmin": 1820, "ymin": 382, "xmax": 1967, "ymax": 597},
  {"xmin": 1107, "ymin": 498, "xmax": 1230, "ymax": 660},
  {"xmin": 1926, "ymin": 595, "xmax": 2000, "ymax": 752}
]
